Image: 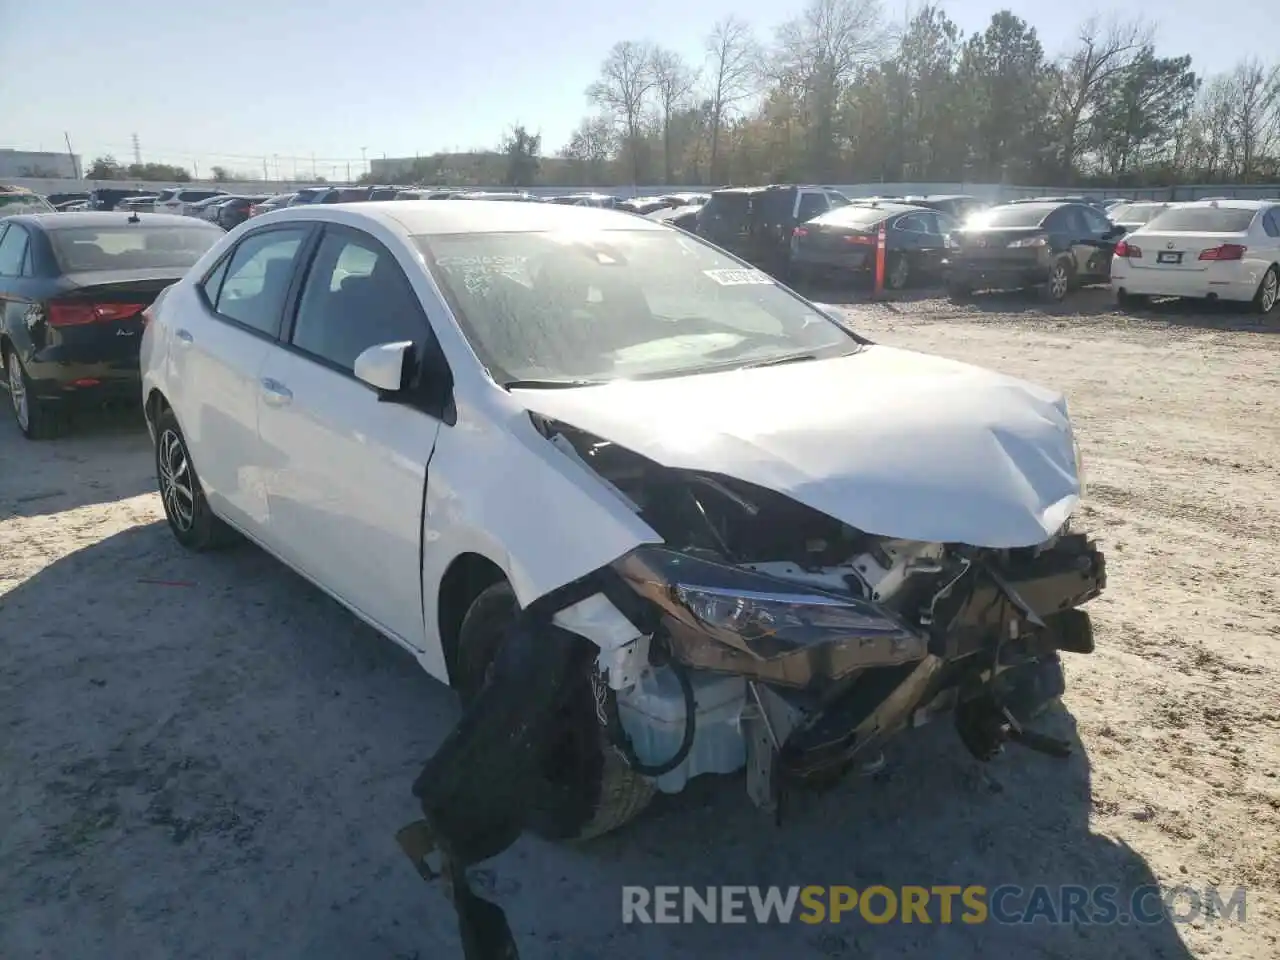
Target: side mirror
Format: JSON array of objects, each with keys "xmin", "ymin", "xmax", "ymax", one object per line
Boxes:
[{"xmin": 354, "ymin": 341, "xmax": 414, "ymax": 397}]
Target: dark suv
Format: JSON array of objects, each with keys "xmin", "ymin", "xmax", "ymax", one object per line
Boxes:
[
  {"xmin": 945, "ymin": 201, "xmax": 1124, "ymax": 302},
  {"xmin": 696, "ymin": 184, "xmax": 850, "ymax": 277}
]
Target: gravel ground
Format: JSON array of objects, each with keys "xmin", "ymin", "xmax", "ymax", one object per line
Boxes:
[{"xmin": 1, "ymin": 286, "xmax": 1277, "ymax": 959}]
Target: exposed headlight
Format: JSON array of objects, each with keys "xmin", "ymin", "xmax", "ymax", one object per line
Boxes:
[
  {"xmin": 614, "ymin": 547, "xmax": 927, "ymax": 687},
  {"xmin": 1008, "ymin": 235, "xmax": 1047, "ymax": 248}
]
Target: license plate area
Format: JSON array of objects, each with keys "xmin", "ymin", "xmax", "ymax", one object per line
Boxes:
[{"xmin": 1157, "ymin": 251, "xmax": 1183, "ymax": 264}]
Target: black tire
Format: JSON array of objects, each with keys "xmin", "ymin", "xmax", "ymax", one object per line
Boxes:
[
  {"xmin": 1116, "ymin": 290, "xmax": 1148, "ymax": 311},
  {"xmin": 5, "ymin": 347, "xmax": 62, "ymax": 440},
  {"xmin": 1040, "ymin": 259, "xmax": 1073, "ymax": 303},
  {"xmin": 1252, "ymin": 265, "xmax": 1279, "ymax": 315},
  {"xmin": 455, "ymin": 581, "xmax": 654, "ymax": 842},
  {"xmin": 153, "ymin": 407, "xmax": 235, "ymax": 550},
  {"xmin": 885, "ymin": 252, "xmax": 910, "ymax": 290}
]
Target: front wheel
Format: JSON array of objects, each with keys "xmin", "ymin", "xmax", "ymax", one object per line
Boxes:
[
  {"xmin": 154, "ymin": 408, "xmax": 235, "ymax": 550},
  {"xmin": 455, "ymin": 582, "xmax": 654, "ymax": 841},
  {"xmin": 1252, "ymin": 265, "xmax": 1279, "ymax": 315},
  {"xmin": 1040, "ymin": 259, "xmax": 1073, "ymax": 303}
]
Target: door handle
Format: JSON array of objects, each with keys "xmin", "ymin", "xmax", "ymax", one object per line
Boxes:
[
  {"xmin": 260, "ymin": 377, "xmax": 293, "ymax": 406},
  {"xmin": 175, "ymin": 328, "xmax": 194, "ymax": 345}
]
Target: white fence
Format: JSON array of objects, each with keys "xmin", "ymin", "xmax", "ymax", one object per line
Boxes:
[{"xmin": 8, "ymin": 176, "xmax": 1280, "ymax": 203}]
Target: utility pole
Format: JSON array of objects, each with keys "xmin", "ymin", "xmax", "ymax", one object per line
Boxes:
[
  {"xmin": 63, "ymin": 132, "xmax": 80, "ymax": 179},
  {"xmin": 263, "ymin": 157, "xmax": 269, "ymax": 180},
  {"xmin": 311, "ymin": 152, "xmax": 316, "ymax": 179},
  {"xmin": 361, "ymin": 146, "xmax": 367, "ymax": 178},
  {"xmin": 131, "ymin": 133, "xmax": 142, "ymax": 166}
]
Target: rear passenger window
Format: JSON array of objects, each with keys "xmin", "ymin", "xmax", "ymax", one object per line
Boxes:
[
  {"xmin": 0, "ymin": 225, "xmax": 28, "ymax": 276},
  {"xmin": 796, "ymin": 192, "xmax": 828, "ymax": 222},
  {"xmin": 209, "ymin": 228, "xmax": 310, "ymax": 337},
  {"xmin": 290, "ymin": 228, "xmax": 427, "ymax": 373}
]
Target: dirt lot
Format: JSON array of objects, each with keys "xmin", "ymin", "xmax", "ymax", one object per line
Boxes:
[{"xmin": 1, "ymin": 287, "xmax": 1277, "ymax": 960}]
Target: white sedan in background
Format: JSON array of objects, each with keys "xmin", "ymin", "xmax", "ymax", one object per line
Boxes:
[
  {"xmin": 1110, "ymin": 199, "xmax": 1280, "ymax": 313},
  {"xmin": 139, "ymin": 200, "xmax": 1104, "ymax": 844}
]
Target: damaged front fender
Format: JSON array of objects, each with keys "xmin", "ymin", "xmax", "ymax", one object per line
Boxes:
[{"xmin": 398, "ymin": 571, "xmax": 621, "ymax": 960}]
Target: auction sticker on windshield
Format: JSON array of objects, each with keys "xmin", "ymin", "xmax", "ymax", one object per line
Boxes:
[{"xmin": 704, "ymin": 268, "xmax": 774, "ymax": 285}]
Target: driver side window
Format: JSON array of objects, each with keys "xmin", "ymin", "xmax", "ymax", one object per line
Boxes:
[{"xmin": 289, "ymin": 228, "xmax": 429, "ymax": 374}]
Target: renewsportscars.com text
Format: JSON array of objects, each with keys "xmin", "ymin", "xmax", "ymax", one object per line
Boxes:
[{"xmin": 621, "ymin": 884, "xmax": 1247, "ymax": 926}]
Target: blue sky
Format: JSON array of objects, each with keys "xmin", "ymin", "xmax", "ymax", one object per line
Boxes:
[{"xmin": 2, "ymin": 0, "xmax": 1271, "ymax": 177}]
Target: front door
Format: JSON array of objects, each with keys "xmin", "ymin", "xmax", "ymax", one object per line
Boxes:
[{"xmin": 255, "ymin": 224, "xmax": 442, "ymax": 651}]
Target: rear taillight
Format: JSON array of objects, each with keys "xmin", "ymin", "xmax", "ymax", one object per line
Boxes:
[
  {"xmin": 845, "ymin": 234, "xmax": 875, "ymax": 245},
  {"xmin": 1198, "ymin": 243, "xmax": 1246, "ymax": 261},
  {"xmin": 1114, "ymin": 240, "xmax": 1141, "ymax": 258},
  {"xmin": 793, "ymin": 227, "xmax": 808, "ymax": 238},
  {"xmin": 47, "ymin": 301, "xmax": 148, "ymax": 327}
]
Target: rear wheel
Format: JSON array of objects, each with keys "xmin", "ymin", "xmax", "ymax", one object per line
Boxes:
[
  {"xmin": 455, "ymin": 582, "xmax": 654, "ymax": 841},
  {"xmin": 1252, "ymin": 265, "xmax": 1279, "ymax": 315},
  {"xmin": 5, "ymin": 349, "xmax": 60, "ymax": 440},
  {"xmin": 1116, "ymin": 290, "xmax": 1148, "ymax": 311},
  {"xmin": 885, "ymin": 252, "xmax": 910, "ymax": 290},
  {"xmin": 154, "ymin": 408, "xmax": 235, "ymax": 550}
]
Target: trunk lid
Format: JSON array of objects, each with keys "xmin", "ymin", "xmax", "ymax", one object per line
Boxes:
[
  {"xmin": 48, "ymin": 272, "xmax": 183, "ymax": 363},
  {"xmin": 1121, "ymin": 231, "xmax": 1248, "ymax": 272}
]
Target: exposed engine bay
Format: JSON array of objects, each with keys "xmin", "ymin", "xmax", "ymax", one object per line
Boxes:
[{"xmin": 399, "ymin": 416, "xmax": 1107, "ymax": 960}]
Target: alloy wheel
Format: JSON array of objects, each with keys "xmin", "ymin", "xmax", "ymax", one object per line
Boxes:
[
  {"xmin": 7, "ymin": 352, "xmax": 27, "ymax": 432},
  {"xmin": 1049, "ymin": 265, "xmax": 1069, "ymax": 300},
  {"xmin": 1262, "ymin": 270, "xmax": 1278, "ymax": 313},
  {"xmin": 888, "ymin": 256, "xmax": 909, "ymax": 290},
  {"xmin": 158, "ymin": 428, "xmax": 196, "ymax": 531}
]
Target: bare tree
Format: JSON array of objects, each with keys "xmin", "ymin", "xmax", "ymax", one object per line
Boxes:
[
  {"xmin": 560, "ymin": 114, "xmax": 619, "ymax": 185},
  {"xmin": 704, "ymin": 16, "xmax": 759, "ymax": 182},
  {"xmin": 586, "ymin": 41, "xmax": 656, "ymax": 184},
  {"xmin": 770, "ymin": 0, "xmax": 889, "ymax": 179},
  {"xmin": 650, "ymin": 48, "xmax": 699, "ymax": 184},
  {"xmin": 1226, "ymin": 59, "xmax": 1278, "ymax": 180},
  {"xmin": 1049, "ymin": 16, "xmax": 1150, "ymax": 181}
]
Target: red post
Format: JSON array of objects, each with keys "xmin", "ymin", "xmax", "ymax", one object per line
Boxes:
[{"xmin": 873, "ymin": 220, "xmax": 887, "ymax": 298}]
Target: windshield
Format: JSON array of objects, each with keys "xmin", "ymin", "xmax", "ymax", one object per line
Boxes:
[
  {"xmin": 1144, "ymin": 206, "xmax": 1256, "ymax": 232},
  {"xmin": 0, "ymin": 192, "xmax": 54, "ymax": 215},
  {"xmin": 1109, "ymin": 204, "xmax": 1167, "ymax": 224},
  {"xmin": 50, "ymin": 224, "xmax": 222, "ymax": 272},
  {"xmin": 415, "ymin": 229, "xmax": 861, "ymax": 385},
  {"xmin": 964, "ymin": 205, "xmax": 1053, "ymax": 229}
]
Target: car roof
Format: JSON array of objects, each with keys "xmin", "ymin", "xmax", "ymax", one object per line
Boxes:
[
  {"xmin": 1175, "ymin": 198, "xmax": 1271, "ymax": 209},
  {"xmin": 4, "ymin": 211, "xmax": 219, "ymax": 230},
  {"xmin": 265, "ymin": 199, "xmax": 669, "ymax": 235}
]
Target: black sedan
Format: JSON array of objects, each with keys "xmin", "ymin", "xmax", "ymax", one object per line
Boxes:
[
  {"xmin": 214, "ymin": 195, "xmax": 270, "ymax": 230},
  {"xmin": 789, "ymin": 201, "xmax": 958, "ymax": 289},
  {"xmin": 0, "ymin": 212, "xmax": 223, "ymax": 438},
  {"xmin": 945, "ymin": 201, "xmax": 1124, "ymax": 302}
]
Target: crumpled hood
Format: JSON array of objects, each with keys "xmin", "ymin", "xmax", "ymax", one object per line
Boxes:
[{"xmin": 510, "ymin": 344, "xmax": 1081, "ymax": 549}]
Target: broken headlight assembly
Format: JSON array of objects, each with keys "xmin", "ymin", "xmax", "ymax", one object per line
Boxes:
[{"xmin": 614, "ymin": 546, "xmax": 929, "ymax": 688}]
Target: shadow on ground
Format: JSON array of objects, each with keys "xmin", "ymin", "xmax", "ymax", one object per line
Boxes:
[
  {"xmin": 0, "ymin": 524, "xmax": 1195, "ymax": 960},
  {"xmin": 0, "ymin": 403, "xmax": 155, "ymax": 518}
]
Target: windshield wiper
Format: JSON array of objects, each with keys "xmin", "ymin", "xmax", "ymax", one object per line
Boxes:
[
  {"xmin": 739, "ymin": 352, "xmax": 822, "ymax": 369},
  {"xmin": 503, "ymin": 378, "xmax": 605, "ymax": 389}
]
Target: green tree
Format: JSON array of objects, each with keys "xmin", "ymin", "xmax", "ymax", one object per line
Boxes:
[
  {"xmin": 86, "ymin": 155, "xmax": 122, "ymax": 179},
  {"xmin": 502, "ymin": 126, "xmax": 542, "ymax": 186}
]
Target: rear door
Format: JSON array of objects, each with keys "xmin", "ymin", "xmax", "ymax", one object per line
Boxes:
[
  {"xmin": 255, "ymin": 224, "xmax": 442, "ymax": 650},
  {"xmin": 1077, "ymin": 204, "xmax": 1120, "ymax": 279},
  {"xmin": 168, "ymin": 224, "xmax": 316, "ymax": 532}
]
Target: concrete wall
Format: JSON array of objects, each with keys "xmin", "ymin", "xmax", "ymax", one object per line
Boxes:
[
  {"xmin": 7, "ymin": 176, "xmax": 1280, "ymax": 203},
  {"xmin": 0, "ymin": 151, "xmax": 81, "ymax": 180}
]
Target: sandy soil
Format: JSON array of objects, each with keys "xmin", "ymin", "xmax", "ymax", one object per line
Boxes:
[{"xmin": 1, "ymin": 287, "xmax": 1277, "ymax": 960}]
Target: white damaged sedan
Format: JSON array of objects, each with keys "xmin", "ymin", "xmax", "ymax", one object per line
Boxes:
[{"xmin": 140, "ymin": 200, "xmax": 1105, "ymax": 849}]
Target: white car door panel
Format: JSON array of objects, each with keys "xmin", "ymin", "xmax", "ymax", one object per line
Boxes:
[
  {"xmin": 256, "ymin": 224, "xmax": 441, "ymax": 651},
  {"xmin": 170, "ymin": 225, "xmax": 313, "ymax": 530}
]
